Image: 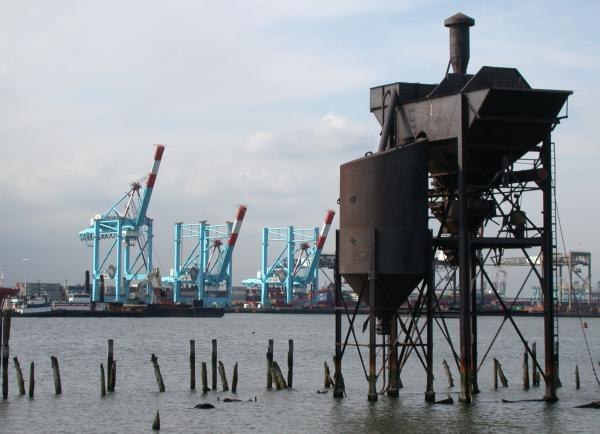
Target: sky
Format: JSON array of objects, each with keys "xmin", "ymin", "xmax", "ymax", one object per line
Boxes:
[{"xmin": 0, "ymin": 0, "xmax": 599, "ymax": 294}]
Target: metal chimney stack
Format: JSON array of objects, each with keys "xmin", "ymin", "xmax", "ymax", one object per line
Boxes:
[{"xmin": 444, "ymin": 13, "xmax": 475, "ymax": 75}]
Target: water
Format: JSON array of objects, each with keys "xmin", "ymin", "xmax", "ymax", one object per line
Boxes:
[{"xmin": 0, "ymin": 314, "xmax": 599, "ymax": 433}]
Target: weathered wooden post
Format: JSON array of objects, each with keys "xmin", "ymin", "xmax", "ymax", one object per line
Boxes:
[
  {"xmin": 100, "ymin": 363, "xmax": 106, "ymax": 396},
  {"xmin": 13, "ymin": 357, "xmax": 25, "ymax": 395},
  {"xmin": 201, "ymin": 362, "xmax": 209, "ymax": 393},
  {"xmin": 287, "ymin": 339, "xmax": 294, "ymax": 388},
  {"xmin": 110, "ymin": 361, "xmax": 116, "ymax": 391},
  {"xmin": 2, "ymin": 309, "xmax": 11, "ymax": 399},
  {"xmin": 107, "ymin": 339, "xmax": 114, "ymax": 392},
  {"xmin": 152, "ymin": 410, "xmax": 160, "ymax": 431},
  {"xmin": 442, "ymin": 359, "xmax": 454, "ymax": 388},
  {"xmin": 575, "ymin": 365, "xmax": 580, "ymax": 390},
  {"xmin": 324, "ymin": 361, "xmax": 332, "ymax": 389},
  {"xmin": 270, "ymin": 365, "xmax": 282, "ymax": 390},
  {"xmin": 28, "ymin": 361, "xmax": 35, "ymax": 398},
  {"xmin": 523, "ymin": 347, "xmax": 530, "ymax": 389},
  {"xmin": 51, "ymin": 356, "xmax": 62, "ymax": 395},
  {"xmin": 211, "ymin": 339, "xmax": 217, "ymax": 391},
  {"xmin": 272, "ymin": 361, "xmax": 288, "ymax": 389},
  {"xmin": 493, "ymin": 358, "xmax": 498, "ymax": 390},
  {"xmin": 190, "ymin": 340, "xmax": 196, "ymax": 390},
  {"xmin": 151, "ymin": 354, "xmax": 166, "ymax": 392},
  {"xmin": 496, "ymin": 359, "xmax": 508, "ymax": 387},
  {"xmin": 266, "ymin": 339, "xmax": 273, "ymax": 390},
  {"xmin": 231, "ymin": 362, "xmax": 238, "ymax": 394},
  {"xmin": 218, "ymin": 361, "xmax": 229, "ymax": 391},
  {"xmin": 531, "ymin": 342, "xmax": 539, "ymax": 386}
]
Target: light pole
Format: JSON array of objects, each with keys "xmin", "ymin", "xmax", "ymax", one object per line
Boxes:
[{"xmin": 21, "ymin": 258, "xmax": 31, "ymax": 298}]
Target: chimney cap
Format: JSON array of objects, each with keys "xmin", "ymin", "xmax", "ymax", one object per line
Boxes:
[{"xmin": 444, "ymin": 13, "xmax": 475, "ymax": 27}]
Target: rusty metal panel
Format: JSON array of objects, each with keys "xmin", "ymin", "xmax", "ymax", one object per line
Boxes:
[{"xmin": 339, "ymin": 228, "xmax": 374, "ymax": 275}]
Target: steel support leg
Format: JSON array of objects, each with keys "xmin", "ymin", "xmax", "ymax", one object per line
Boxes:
[
  {"xmin": 425, "ymin": 251, "xmax": 436, "ymax": 402},
  {"xmin": 368, "ymin": 270, "xmax": 378, "ymax": 402},
  {"xmin": 471, "ymin": 256, "xmax": 480, "ymax": 394},
  {"xmin": 333, "ymin": 230, "xmax": 345, "ymax": 399},
  {"xmin": 542, "ymin": 132, "xmax": 557, "ymax": 402},
  {"xmin": 388, "ymin": 315, "xmax": 399, "ymax": 397},
  {"xmin": 458, "ymin": 93, "xmax": 473, "ymax": 403}
]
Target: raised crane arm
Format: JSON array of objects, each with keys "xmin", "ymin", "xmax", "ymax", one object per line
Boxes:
[
  {"xmin": 135, "ymin": 145, "xmax": 165, "ymax": 228},
  {"xmin": 217, "ymin": 205, "xmax": 247, "ymax": 282},
  {"xmin": 304, "ymin": 209, "xmax": 335, "ymax": 281}
]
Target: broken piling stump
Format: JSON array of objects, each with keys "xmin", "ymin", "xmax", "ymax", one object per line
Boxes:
[
  {"xmin": 107, "ymin": 339, "xmax": 114, "ymax": 392},
  {"xmin": 28, "ymin": 361, "xmax": 35, "ymax": 398},
  {"xmin": 13, "ymin": 357, "xmax": 25, "ymax": 395},
  {"xmin": 51, "ymin": 356, "xmax": 62, "ymax": 395},
  {"xmin": 151, "ymin": 354, "xmax": 166, "ymax": 392},
  {"xmin": 266, "ymin": 339, "xmax": 273, "ymax": 390},
  {"xmin": 287, "ymin": 339, "xmax": 293, "ymax": 388},
  {"xmin": 152, "ymin": 410, "xmax": 160, "ymax": 430},
  {"xmin": 442, "ymin": 359, "xmax": 454, "ymax": 388},
  {"xmin": 495, "ymin": 358, "xmax": 508, "ymax": 387},
  {"xmin": 231, "ymin": 362, "xmax": 238, "ymax": 394},
  {"xmin": 523, "ymin": 348, "xmax": 530, "ymax": 390},
  {"xmin": 100, "ymin": 363, "xmax": 106, "ymax": 396},
  {"xmin": 272, "ymin": 361, "xmax": 288, "ymax": 389},
  {"xmin": 2, "ymin": 309, "xmax": 11, "ymax": 399},
  {"xmin": 218, "ymin": 361, "xmax": 229, "ymax": 391},
  {"xmin": 211, "ymin": 339, "xmax": 217, "ymax": 391},
  {"xmin": 575, "ymin": 365, "xmax": 580, "ymax": 390},
  {"xmin": 190, "ymin": 340, "xmax": 196, "ymax": 390},
  {"xmin": 201, "ymin": 362, "xmax": 209, "ymax": 393}
]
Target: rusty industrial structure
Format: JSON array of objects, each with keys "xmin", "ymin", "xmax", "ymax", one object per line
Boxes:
[{"xmin": 333, "ymin": 13, "xmax": 571, "ymax": 403}]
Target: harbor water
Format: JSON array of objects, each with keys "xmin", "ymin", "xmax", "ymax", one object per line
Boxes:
[{"xmin": 0, "ymin": 314, "xmax": 599, "ymax": 433}]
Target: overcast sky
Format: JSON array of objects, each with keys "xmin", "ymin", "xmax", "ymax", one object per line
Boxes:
[{"xmin": 0, "ymin": 0, "xmax": 598, "ymax": 293}]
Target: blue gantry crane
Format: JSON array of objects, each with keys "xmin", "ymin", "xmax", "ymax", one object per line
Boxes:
[
  {"xmin": 260, "ymin": 210, "xmax": 335, "ymax": 305},
  {"xmin": 164, "ymin": 205, "xmax": 247, "ymax": 307},
  {"xmin": 79, "ymin": 145, "xmax": 165, "ymax": 303}
]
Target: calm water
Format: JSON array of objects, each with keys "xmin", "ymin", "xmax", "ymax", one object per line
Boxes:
[{"xmin": 0, "ymin": 314, "xmax": 599, "ymax": 433}]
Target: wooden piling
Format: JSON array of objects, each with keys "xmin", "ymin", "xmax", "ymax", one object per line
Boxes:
[
  {"xmin": 272, "ymin": 361, "xmax": 287, "ymax": 389},
  {"xmin": 151, "ymin": 354, "xmax": 166, "ymax": 392},
  {"xmin": 100, "ymin": 363, "xmax": 106, "ymax": 396},
  {"xmin": 495, "ymin": 359, "xmax": 508, "ymax": 387},
  {"xmin": 28, "ymin": 361, "xmax": 35, "ymax": 398},
  {"xmin": 332, "ymin": 355, "xmax": 345, "ymax": 398},
  {"xmin": 324, "ymin": 361, "xmax": 332, "ymax": 389},
  {"xmin": 107, "ymin": 339, "xmax": 114, "ymax": 392},
  {"xmin": 270, "ymin": 365, "xmax": 282, "ymax": 390},
  {"xmin": 287, "ymin": 339, "xmax": 294, "ymax": 389},
  {"xmin": 523, "ymin": 348, "xmax": 530, "ymax": 389},
  {"xmin": 531, "ymin": 342, "xmax": 540, "ymax": 387},
  {"xmin": 152, "ymin": 410, "xmax": 160, "ymax": 431},
  {"xmin": 218, "ymin": 361, "xmax": 229, "ymax": 391},
  {"xmin": 575, "ymin": 365, "xmax": 580, "ymax": 390},
  {"xmin": 442, "ymin": 359, "xmax": 454, "ymax": 388},
  {"xmin": 211, "ymin": 339, "xmax": 217, "ymax": 391},
  {"xmin": 266, "ymin": 339, "xmax": 273, "ymax": 390},
  {"xmin": 190, "ymin": 340, "xmax": 196, "ymax": 390},
  {"xmin": 51, "ymin": 356, "xmax": 62, "ymax": 395},
  {"xmin": 110, "ymin": 361, "xmax": 116, "ymax": 392},
  {"xmin": 231, "ymin": 362, "xmax": 238, "ymax": 394},
  {"xmin": 2, "ymin": 309, "xmax": 11, "ymax": 399},
  {"xmin": 13, "ymin": 357, "xmax": 25, "ymax": 395},
  {"xmin": 201, "ymin": 362, "xmax": 209, "ymax": 393},
  {"xmin": 493, "ymin": 358, "xmax": 498, "ymax": 390}
]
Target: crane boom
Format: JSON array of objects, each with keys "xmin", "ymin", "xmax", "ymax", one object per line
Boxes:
[
  {"xmin": 217, "ymin": 205, "xmax": 247, "ymax": 282},
  {"xmin": 303, "ymin": 209, "xmax": 335, "ymax": 281},
  {"xmin": 135, "ymin": 145, "xmax": 165, "ymax": 228}
]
